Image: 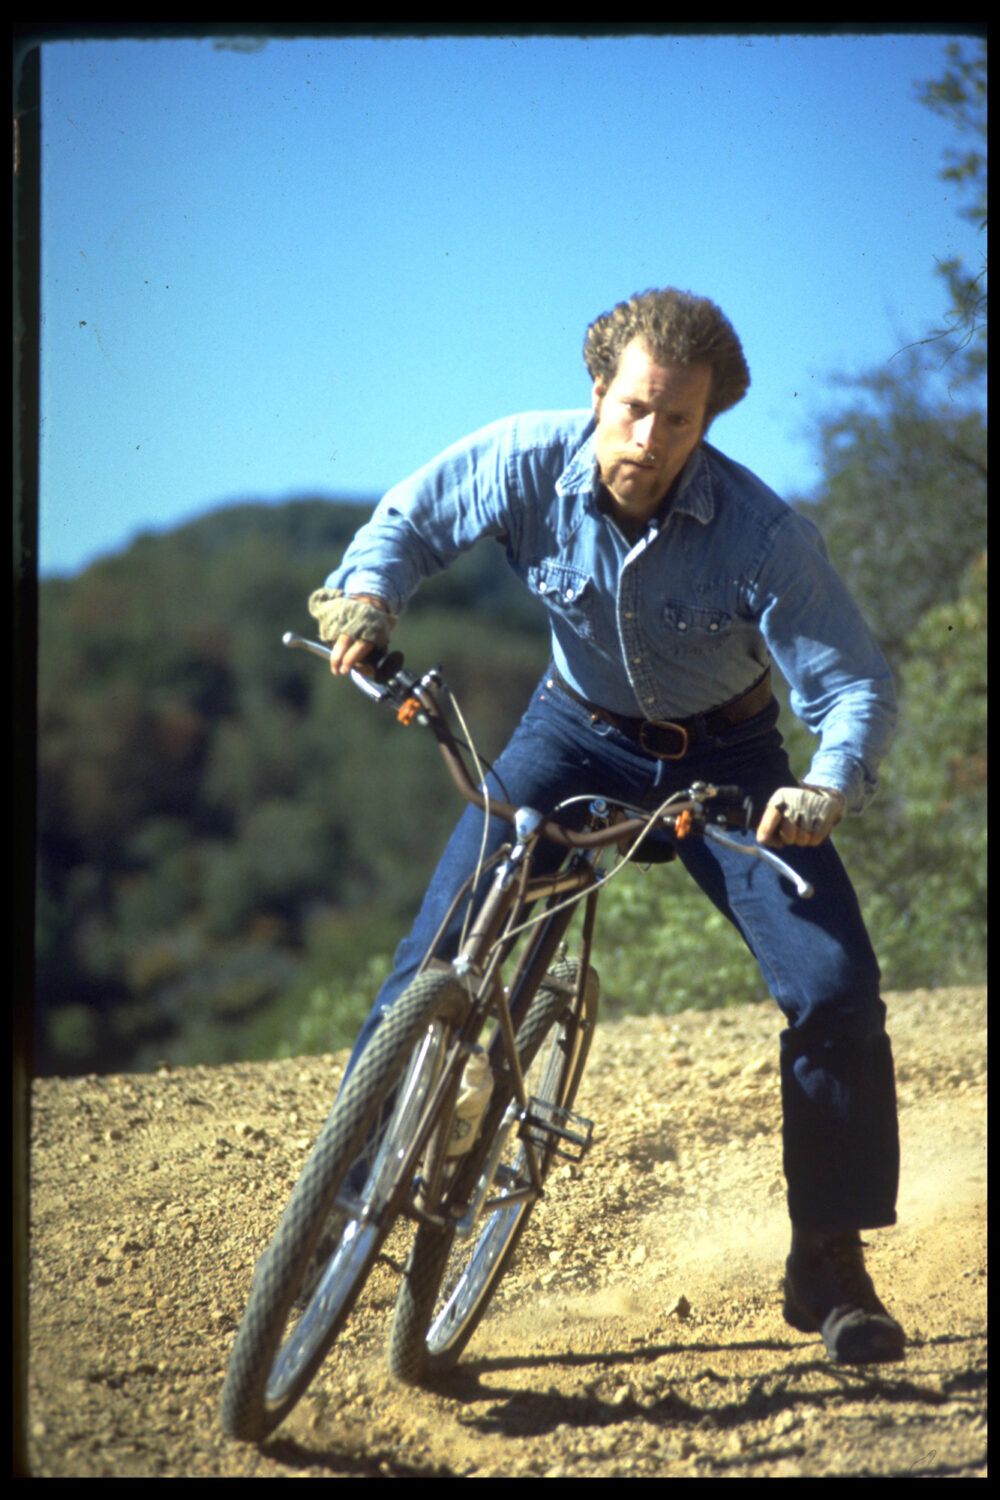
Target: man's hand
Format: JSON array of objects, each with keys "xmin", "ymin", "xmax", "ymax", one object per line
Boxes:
[
  {"xmin": 307, "ymin": 589, "xmax": 395, "ymax": 676},
  {"xmin": 329, "ymin": 637, "xmax": 375, "ymax": 675},
  {"xmin": 756, "ymin": 785, "xmax": 846, "ymax": 848}
]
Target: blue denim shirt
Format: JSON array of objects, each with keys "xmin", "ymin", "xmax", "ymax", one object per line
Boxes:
[{"xmin": 326, "ymin": 410, "xmax": 896, "ymax": 812}]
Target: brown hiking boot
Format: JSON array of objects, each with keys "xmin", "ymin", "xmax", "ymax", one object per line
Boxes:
[{"xmin": 783, "ymin": 1227, "xmax": 905, "ymax": 1363}]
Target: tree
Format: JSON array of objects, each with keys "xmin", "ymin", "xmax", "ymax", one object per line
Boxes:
[
  {"xmin": 905, "ymin": 40, "xmax": 987, "ymax": 382},
  {"xmin": 801, "ymin": 355, "xmax": 986, "ymax": 671},
  {"xmin": 795, "ymin": 41, "xmax": 987, "ymax": 669},
  {"xmin": 34, "ymin": 496, "xmax": 549, "ymax": 1075},
  {"xmin": 829, "ymin": 555, "xmax": 986, "ymax": 991}
]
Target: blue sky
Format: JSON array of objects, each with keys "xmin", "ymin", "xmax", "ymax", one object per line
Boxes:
[{"xmin": 38, "ymin": 27, "xmax": 983, "ymax": 577}]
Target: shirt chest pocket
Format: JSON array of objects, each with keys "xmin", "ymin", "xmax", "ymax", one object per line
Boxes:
[
  {"xmin": 662, "ymin": 599, "xmax": 733, "ymax": 650},
  {"xmin": 527, "ymin": 561, "xmax": 597, "ymax": 641}
]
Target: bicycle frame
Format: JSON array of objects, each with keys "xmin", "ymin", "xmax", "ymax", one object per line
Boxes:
[
  {"xmin": 281, "ymin": 632, "xmax": 813, "ymax": 1238},
  {"xmin": 428, "ymin": 823, "xmax": 605, "ymax": 1219}
]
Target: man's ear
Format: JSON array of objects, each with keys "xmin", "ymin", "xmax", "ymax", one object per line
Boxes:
[{"xmin": 591, "ymin": 377, "xmax": 607, "ymax": 416}]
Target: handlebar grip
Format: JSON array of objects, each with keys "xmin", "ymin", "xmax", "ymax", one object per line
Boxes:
[{"xmin": 368, "ymin": 648, "xmax": 405, "ymax": 684}]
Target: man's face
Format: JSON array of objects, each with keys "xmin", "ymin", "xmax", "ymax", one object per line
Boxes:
[{"xmin": 592, "ymin": 339, "xmax": 713, "ymax": 526}]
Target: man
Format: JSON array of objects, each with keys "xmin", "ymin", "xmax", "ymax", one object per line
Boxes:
[{"xmin": 308, "ymin": 288, "xmax": 905, "ymax": 1364}]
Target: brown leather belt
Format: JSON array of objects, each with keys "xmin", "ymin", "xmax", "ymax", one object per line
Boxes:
[{"xmin": 548, "ymin": 667, "xmax": 773, "ymax": 760}]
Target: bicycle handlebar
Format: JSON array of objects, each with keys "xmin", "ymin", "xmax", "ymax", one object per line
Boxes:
[{"xmin": 282, "ymin": 632, "xmax": 813, "ymax": 896}]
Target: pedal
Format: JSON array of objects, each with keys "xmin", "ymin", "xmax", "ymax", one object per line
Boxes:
[{"xmin": 519, "ymin": 1097, "xmax": 594, "ymax": 1162}]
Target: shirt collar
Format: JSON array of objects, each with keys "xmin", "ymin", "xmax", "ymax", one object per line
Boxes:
[
  {"xmin": 670, "ymin": 445, "xmax": 715, "ymax": 523},
  {"xmin": 556, "ymin": 422, "xmax": 600, "ymax": 497},
  {"xmin": 557, "ymin": 426, "xmax": 716, "ymax": 525}
]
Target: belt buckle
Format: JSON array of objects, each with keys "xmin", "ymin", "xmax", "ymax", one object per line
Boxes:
[{"xmin": 639, "ymin": 718, "xmax": 689, "ymax": 760}]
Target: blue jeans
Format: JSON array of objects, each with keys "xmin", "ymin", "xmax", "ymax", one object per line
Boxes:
[{"xmin": 346, "ymin": 672, "xmax": 899, "ymax": 1234}]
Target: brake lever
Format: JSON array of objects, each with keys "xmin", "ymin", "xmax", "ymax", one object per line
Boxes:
[
  {"xmin": 281, "ymin": 632, "xmax": 403, "ymax": 702},
  {"xmin": 282, "ymin": 630, "xmax": 332, "ymax": 664},
  {"xmin": 702, "ymin": 824, "xmax": 814, "ymax": 898}
]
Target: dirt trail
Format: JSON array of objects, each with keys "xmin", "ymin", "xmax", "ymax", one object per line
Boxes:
[{"xmin": 26, "ymin": 985, "xmax": 986, "ymax": 1478}]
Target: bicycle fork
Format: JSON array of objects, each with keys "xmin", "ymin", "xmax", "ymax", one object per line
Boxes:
[
  {"xmin": 400, "ymin": 810, "xmax": 601, "ymax": 1236},
  {"xmin": 452, "ymin": 827, "xmax": 600, "ymax": 1228}
]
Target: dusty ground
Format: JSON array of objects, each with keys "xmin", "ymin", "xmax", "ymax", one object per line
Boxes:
[{"xmin": 26, "ymin": 985, "xmax": 986, "ymax": 1478}]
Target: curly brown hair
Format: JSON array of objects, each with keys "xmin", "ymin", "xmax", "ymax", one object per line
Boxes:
[{"xmin": 583, "ymin": 288, "xmax": 750, "ymax": 422}]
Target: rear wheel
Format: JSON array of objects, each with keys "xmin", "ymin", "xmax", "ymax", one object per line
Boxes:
[
  {"xmin": 389, "ymin": 959, "xmax": 597, "ymax": 1384},
  {"xmin": 220, "ymin": 970, "xmax": 468, "ymax": 1441}
]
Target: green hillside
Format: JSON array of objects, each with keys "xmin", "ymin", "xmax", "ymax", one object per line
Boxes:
[{"xmin": 35, "ymin": 480, "xmax": 986, "ymax": 1076}]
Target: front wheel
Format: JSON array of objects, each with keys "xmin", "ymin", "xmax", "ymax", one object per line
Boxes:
[
  {"xmin": 220, "ymin": 970, "xmax": 468, "ymax": 1441},
  {"xmin": 389, "ymin": 959, "xmax": 597, "ymax": 1384}
]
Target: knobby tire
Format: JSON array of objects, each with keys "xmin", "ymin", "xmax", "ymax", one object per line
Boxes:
[{"xmin": 220, "ymin": 970, "xmax": 468, "ymax": 1441}]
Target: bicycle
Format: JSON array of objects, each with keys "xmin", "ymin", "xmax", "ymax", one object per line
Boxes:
[{"xmin": 220, "ymin": 634, "xmax": 813, "ymax": 1442}]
